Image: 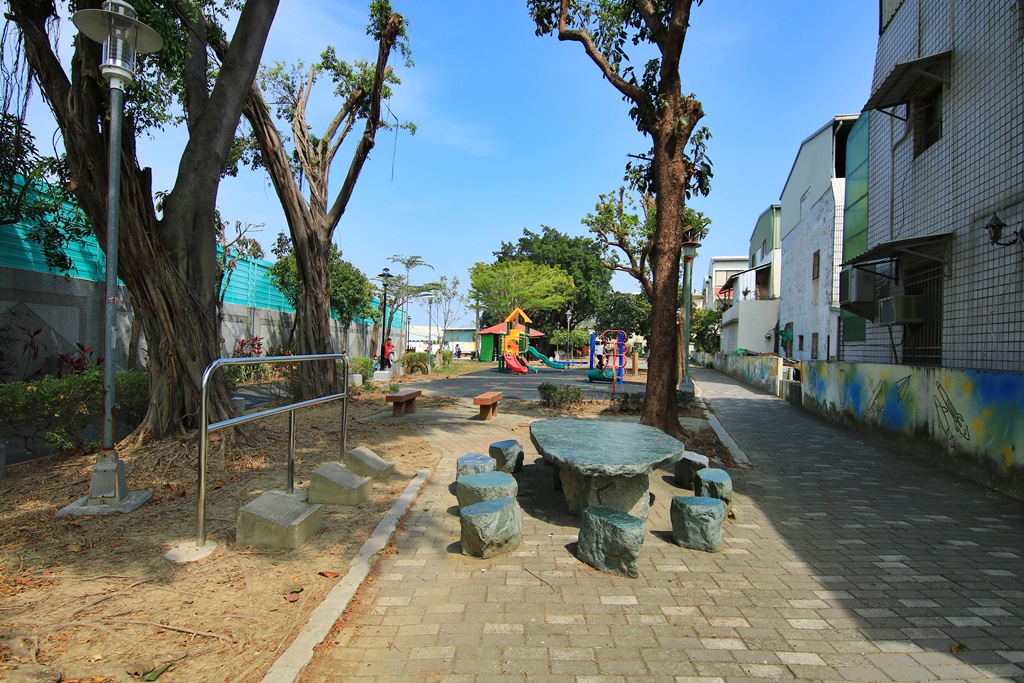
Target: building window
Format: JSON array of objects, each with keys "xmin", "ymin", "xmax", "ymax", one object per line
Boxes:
[
  {"xmin": 761, "ymin": 239, "xmax": 767, "ymax": 259},
  {"xmin": 798, "ymin": 335, "xmax": 804, "ymax": 352},
  {"xmin": 811, "ymin": 333, "xmax": 819, "ymax": 360},
  {"xmin": 914, "ymin": 86, "xmax": 943, "ymax": 155},
  {"xmin": 812, "ymin": 250, "xmax": 820, "ymax": 280}
]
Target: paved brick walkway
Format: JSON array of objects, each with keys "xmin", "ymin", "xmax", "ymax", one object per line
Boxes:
[{"xmin": 298, "ymin": 368, "xmax": 1024, "ymax": 682}]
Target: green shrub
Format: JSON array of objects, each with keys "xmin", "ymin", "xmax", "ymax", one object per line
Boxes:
[
  {"xmin": 608, "ymin": 390, "xmax": 694, "ymax": 414},
  {"xmin": 0, "ymin": 368, "xmax": 150, "ymax": 454},
  {"xmin": 441, "ymin": 350, "xmax": 453, "ymax": 366},
  {"xmin": 537, "ymin": 382, "xmax": 585, "ymax": 410},
  {"xmin": 349, "ymin": 356, "xmax": 373, "ymax": 378},
  {"xmin": 609, "ymin": 392, "xmax": 646, "ymax": 414}
]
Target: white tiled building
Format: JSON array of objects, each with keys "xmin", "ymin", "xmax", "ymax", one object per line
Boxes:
[
  {"xmin": 778, "ymin": 116, "xmax": 858, "ymax": 362},
  {"xmin": 701, "ymin": 256, "xmax": 748, "ymax": 311},
  {"xmin": 840, "ymin": 0, "xmax": 1024, "ymax": 371}
]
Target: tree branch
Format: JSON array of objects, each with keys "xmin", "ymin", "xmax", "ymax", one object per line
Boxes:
[{"xmin": 555, "ymin": 0, "xmax": 647, "ymax": 108}]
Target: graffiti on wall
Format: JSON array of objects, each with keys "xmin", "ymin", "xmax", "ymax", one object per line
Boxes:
[{"xmin": 801, "ymin": 362, "xmax": 1022, "ymax": 497}]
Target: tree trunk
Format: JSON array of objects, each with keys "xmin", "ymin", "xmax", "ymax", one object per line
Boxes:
[{"xmin": 7, "ymin": 0, "xmax": 279, "ymax": 441}]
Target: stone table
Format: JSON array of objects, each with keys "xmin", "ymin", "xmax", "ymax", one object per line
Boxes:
[{"xmin": 529, "ymin": 418, "xmax": 685, "ymax": 519}]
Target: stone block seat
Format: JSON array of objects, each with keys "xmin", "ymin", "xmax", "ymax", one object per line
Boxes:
[
  {"xmin": 673, "ymin": 451, "xmax": 710, "ymax": 490},
  {"xmin": 459, "ymin": 497, "xmax": 522, "ymax": 558},
  {"xmin": 577, "ymin": 505, "xmax": 646, "ymax": 578},
  {"xmin": 236, "ymin": 491, "xmax": 324, "ymax": 549},
  {"xmin": 694, "ymin": 467, "xmax": 733, "ymax": 511},
  {"xmin": 670, "ymin": 495, "xmax": 726, "ymax": 553},
  {"xmin": 454, "ymin": 471, "xmax": 518, "ymax": 508},
  {"xmin": 456, "ymin": 453, "xmax": 496, "ymax": 479},
  {"xmin": 473, "ymin": 391, "xmax": 503, "ymax": 421},
  {"xmin": 385, "ymin": 389, "xmax": 421, "ymax": 418},
  {"xmin": 346, "ymin": 446, "xmax": 395, "ymax": 479},
  {"xmin": 489, "ymin": 439, "xmax": 524, "ymax": 473},
  {"xmin": 308, "ymin": 462, "xmax": 371, "ymax": 506}
]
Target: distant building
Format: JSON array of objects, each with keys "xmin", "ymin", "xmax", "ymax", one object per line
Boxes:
[
  {"xmin": 778, "ymin": 116, "xmax": 858, "ymax": 362},
  {"xmin": 719, "ymin": 207, "xmax": 781, "ymax": 355},
  {"xmin": 701, "ymin": 256, "xmax": 748, "ymax": 311}
]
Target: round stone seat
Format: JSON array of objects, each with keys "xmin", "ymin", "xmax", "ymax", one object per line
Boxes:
[
  {"xmin": 670, "ymin": 495, "xmax": 726, "ymax": 553},
  {"xmin": 694, "ymin": 467, "xmax": 733, "ymax": 511},
  {"xmin": 460, "ymin": 497, "xmax": 522, "ymax": 558},
  {"xmin": 455, "ymin": 471, "xmax": 518, "ymax": 509},
  {"xmin": 488, "ymin": 439, "xmax": 525, "ymax": 473},
  {"xmin": 456, "ymin": 452, "xmax": 496, "ymax": 479},
  {"xmin": 674, "ymin": 451, "xmax": 710, "ymax": 490}
]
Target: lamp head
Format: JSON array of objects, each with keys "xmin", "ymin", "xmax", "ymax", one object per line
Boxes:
[
  {"xmin": 681, "ymin": 240, "xmax": 701, "ymax": 260},
  {"xmin": 72, "ymin": 0, "xmax": 163, "ymax": 88},
  {"xmin": 983, "ymin": 213, "xmax": 1007, "ymax": 244}
]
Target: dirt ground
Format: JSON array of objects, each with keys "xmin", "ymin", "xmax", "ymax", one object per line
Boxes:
[{"xmin": 0, "ymin": 375, "xmax": 730, "ymax": 683}]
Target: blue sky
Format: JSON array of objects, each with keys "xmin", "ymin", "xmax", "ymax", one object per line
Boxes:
[{"xmin": 38, "ymin": 2, "xmax": 882, "ymax": 330}]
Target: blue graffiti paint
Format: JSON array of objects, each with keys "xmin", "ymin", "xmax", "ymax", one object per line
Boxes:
[{"xmin": 965, "ymin": 369, "xmax": 1024, "ymax": 405}]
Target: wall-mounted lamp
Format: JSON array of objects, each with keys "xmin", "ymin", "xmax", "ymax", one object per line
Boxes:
[{"xmin": 982, "ymin": 212, "xmax": 1023, "ymax": 247}]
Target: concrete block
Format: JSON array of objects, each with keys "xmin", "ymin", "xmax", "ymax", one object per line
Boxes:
[
  {"xmin": 694, "ymin": 467, "xmax": 733, "ymax": 511},
  {"xmin": 673, "ymin": 451, "xmax": 710, "ymax": 490},
  {"xmin": 346, "ymin": 446, "xmax": 395, "ymax": 479},
  {"xmin": 670, "ymin": 496, "xmax": 725, "ymax": 553},
  {"xmin": 456, "ymin": 453, "xmax": 495, "ymax": 479},
  {"xmin": 236, "ymin": 491, "xmax": 324, "ymax": 549},
  {"xmin": 371, "ymin": 370, "xmax": 391, "ymax": 382},
  {"xmin": 308, "ymin": 462, "xmax": 372, "ymax": 506},
  {"xmin": 488, "ymin": 439, "xmax": 525, "ymax": 473},
  {"xmin": 577, "ymin": 505, "xmax": 645, "ymax": 578},
  {"xmin": 459, "ymin": 497, "xmax": 522, "ymax": 559},
  {"xmin": 455, "ymin": 471, "xmax": 518, "ymax": 508},
  {"xmin": 347, "ymin": 373, "xmax": 363, "ymax": 388}
]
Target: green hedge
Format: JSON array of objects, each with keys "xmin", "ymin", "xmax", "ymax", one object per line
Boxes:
[{"xmin": 0, "ymin": 368, "xmax": 150, "ymax": 454}]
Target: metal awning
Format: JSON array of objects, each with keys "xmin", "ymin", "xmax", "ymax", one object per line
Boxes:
[
  {"xmin": 844, "ymin": 232, "xmax": 953, "ymax": 268},
  {"xmin": 721, "ymin": 262, "xmax": 770, "ymax": 291},
  {"xmin": 863, "ymin": 51, "xmax": 951, "ymax": 112}
]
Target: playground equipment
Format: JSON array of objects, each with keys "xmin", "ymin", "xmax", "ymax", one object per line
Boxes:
[
  {"xmin": 496, "ymin": 307, "xmax": 538, "ymax": 373},
  {"xmin": 527, "ymin": 346, "xmax": 566, "ymax": 369},
  {"xmin": 588, "ymin": 330, "xmax": 627, "ymax": 391}
]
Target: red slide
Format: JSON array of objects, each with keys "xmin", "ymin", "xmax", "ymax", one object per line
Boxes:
[{"xmin": 504, "ymin": 352, "xmax": 530, "ymax": 374}]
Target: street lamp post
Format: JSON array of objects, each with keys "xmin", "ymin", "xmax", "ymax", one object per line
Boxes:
[
  {"xmin": 680, "ymin": 240, "xmax": 701, "ymax": 396},
  {"xmin": 565, "ymin": 310, "xmax": 571, "ymax": 360},
  {"xmin": 421, "ymin": 293, "xmax": 435, "ymax": 370},
  {"xmin": 377, "ymin": 268, "xmax": 394, "ymax": 372},
  {"xmin": 64, "ymin": 0, "xmax": 162, "ymax": 514}
]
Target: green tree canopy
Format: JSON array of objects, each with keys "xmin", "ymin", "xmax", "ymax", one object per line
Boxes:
[
  {"xmin": 468, "ymin": 260, "xmax": 575, "ymax": 319},
  {"xmin": 494, "ymin": 226, "xmax": 611, "ymax": 334},
  {"xmin": 595, "ymin": 291, "xmax": 652, "ymax": 341}
]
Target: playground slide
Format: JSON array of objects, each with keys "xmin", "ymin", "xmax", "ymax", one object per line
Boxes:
[
  {"xmin": 526, "ymin": 346, "xmax": 566, "ymax": 369},
  {"xmin": 503, "ymin": 352, "xmax": 530, "ymax": 374}
]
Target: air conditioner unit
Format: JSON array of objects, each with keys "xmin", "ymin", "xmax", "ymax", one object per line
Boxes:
[
  {"xmin": 878, "ymin": 295, "xmax": 926, "ymax": 325},
  {"xmin": 839, "ymin": 266, "xmax": 876, "ymax": 304}
]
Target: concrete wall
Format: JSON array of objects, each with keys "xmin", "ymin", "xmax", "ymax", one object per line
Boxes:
[
  {"xmin": 697, "ymin": 351, "xmax": 1024, "ymax": 501},
  {"xmin": 1, "ymin": 267, "xmax": 391, "ymax": 381},
  {"xmin": 801, "ymin": 360, "xmax": 1024, "ymax": 501},
  {"xmin": 695, "ymin": 351, "xmax": 783, "ymax": 396}
]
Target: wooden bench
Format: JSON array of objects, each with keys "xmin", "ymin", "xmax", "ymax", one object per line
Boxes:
[
  {"xmin": 385, "ymin": 389, "xmax": 422, "ymax": 418},
  {"xmin": 473, "ymin": 391, "xmax": 503, "ymax": 421}
]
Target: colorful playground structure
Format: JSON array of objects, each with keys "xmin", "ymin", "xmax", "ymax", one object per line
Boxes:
[
  {"xmin": 496, "ymin": 308, "xmax": 539, "ymax": 374},
  {"xmin": 587, "ymin": 330, "xmax": 626, "ymax": 389}
]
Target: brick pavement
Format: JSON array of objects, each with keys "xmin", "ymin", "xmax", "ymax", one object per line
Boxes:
[{"xmin": 297, "ymin": 369, "xmax": 1024, "ymax": 682}]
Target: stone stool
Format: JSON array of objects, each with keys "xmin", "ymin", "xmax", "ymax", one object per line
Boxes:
[
  {"xmin": 674, "ymin": 451, "xmax": 710, "ymax": 490},
  {"xmin": 577, "ymin": 505, "xmax": 645, "ymax": 578},
  {"xmin": 459, "ymin": 497, "xmax": 522, "ymax": 558},
  {"xmin": 670, "ymin": 496, "xmax": 726, "ymax": 553},
  {"xmin": 489, "ymin": 439, "xmax": 525, "ymax": 473},
  {"xmin": 455, "ymin": 471, "xmax": 518, "ymax": 508},
  {"xmin": 694, "ymin": 467, "xmax": 733, "ymax": 512},
  {"xmin": 456, "ymin": 453, "xmax": 496, "ymax": 479}
]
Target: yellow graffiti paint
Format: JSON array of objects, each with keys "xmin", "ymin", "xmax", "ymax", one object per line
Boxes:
[
  {"xmin": 974, "ymin": 408, "xmax": 993, "ymax": 436},
  {"xmin": 960, "ymin": 377, "xmax": 973, "ymax": 395},
  {"xmin": 943, "ymin": 376, "xmax": 953, "ymax": 390},
  {"xmin": 1002, "ymin": 446, "xmax": 1015, "ymax": 470}
]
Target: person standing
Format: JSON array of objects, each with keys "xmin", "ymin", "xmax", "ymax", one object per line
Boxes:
[
  {"xmin": 382, "ymin": 337, "xmax": 395, "ymax": 370},
  {"xmin": 595, "ymin": 340, "xmax": 605, "ymax": 370}
]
